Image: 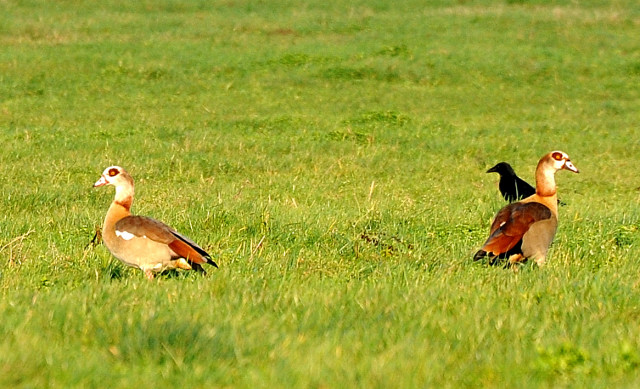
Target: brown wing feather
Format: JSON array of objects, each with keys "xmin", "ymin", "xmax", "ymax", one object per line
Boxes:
[
  {"xmin": 168, "ymin": 239, "xmax": 208, "ymax": 264},
  {"xmin": 481, "ymin": 202, "xmax": 552, "ymax": 256},
  {"xmin": 488, "ymin": 203, "xmax": 518, "ymax": 235},
  {"xmin": 169, "ymin": 230, "xmax": 215, "ymax": 265},
  {"xmin": 115, "ymin": 216, "xmax": 176, "ymax": 243},
  {"xmin": 115, "ymin": 216, "xmax": 217, "ymax": 268}
]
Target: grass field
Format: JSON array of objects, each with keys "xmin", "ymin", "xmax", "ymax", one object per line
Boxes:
[{"xmin": 1, "ymin": 0, "xmax": 640, "ymax": 387}]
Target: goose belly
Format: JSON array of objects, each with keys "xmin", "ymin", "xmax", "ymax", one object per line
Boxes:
[
  {"xmin": 106, "ymin": 235, "xmax": 177, "ymax": 271},
  {"xmin": 521, "ymin": 216, "xmax": 558, "ymax": 265}
]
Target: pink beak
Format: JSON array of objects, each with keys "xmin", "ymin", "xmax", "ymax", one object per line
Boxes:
[
  {"xmin": 94, "ymin": 175, "xmax": 108, "ymax": 187},
  {"xmin": 563, "ymin": 160, "xmax": 579, "ymax": 173}
]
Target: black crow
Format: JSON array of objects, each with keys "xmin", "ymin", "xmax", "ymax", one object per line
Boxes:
[{"xmin": 486, "ymin": 162, "xmax": 535, "ymax": 202}]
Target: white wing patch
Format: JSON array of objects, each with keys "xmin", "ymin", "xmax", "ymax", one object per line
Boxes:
[
  {"xmin": 116, "ymin": 230, "xmax": 146, "ymax": 241},
  {"xmin": 499, "ymin": 221, "xmax": 506, "ymax": 227}
]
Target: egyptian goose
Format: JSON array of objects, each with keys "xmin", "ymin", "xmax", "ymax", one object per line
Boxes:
[
  {"xmin": 474, "ymin": 151, "xmax": 579, "ymax": 266},
  {"xmin": 486, "ymin": 162, "xmax": 536, "ymax": 202},
  {"xmin": 94, "ymin": 166, "xmax": 217, "ymax": 279}
]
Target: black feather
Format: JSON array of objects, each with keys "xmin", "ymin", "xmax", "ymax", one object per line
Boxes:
[{"xmin": 486, "ymin": 162, "xmax": 536, "ymax": 202}]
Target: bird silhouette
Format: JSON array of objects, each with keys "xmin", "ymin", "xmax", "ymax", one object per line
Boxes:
[{"xmin": 486, "ymin": 162, "xmax": 535, "ymax": 202}]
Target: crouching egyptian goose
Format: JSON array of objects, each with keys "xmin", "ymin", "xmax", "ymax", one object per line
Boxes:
[
  {"xmin": 474, "ymin": 151, "xmax": 579, "ymax": 266},
  {"xmin": 486, "ymin": 162, "xmax": 536, "ymax": 202},
  {"xmin": 94, "ymin": 166, "xmax": 217, "ymax": 279}
]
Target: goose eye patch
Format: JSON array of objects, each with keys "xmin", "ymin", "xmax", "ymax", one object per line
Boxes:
[
  {"xmin": 552, "ymin": 152, "xmax": 563, "ymax": 161},
  {"xmin": 108, "ymin": 168, "xmax": 119, "ymax": 177}
]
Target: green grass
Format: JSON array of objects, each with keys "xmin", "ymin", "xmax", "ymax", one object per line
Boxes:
[{"xmin": 1, "ymin": 0, "xmax": 640, "ymax": 387}]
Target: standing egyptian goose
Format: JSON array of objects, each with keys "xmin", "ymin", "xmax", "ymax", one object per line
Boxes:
[
  {"xmin": 486, "ymin": 162, "xmax": 536, "ymax": 202},
  {"xmin": 94, "ymin": 166, "xmax": 217, "ymax": 279},
  {"xmin": 474, "ymin": 151, "xmax": 579, "ymax": 266}
]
